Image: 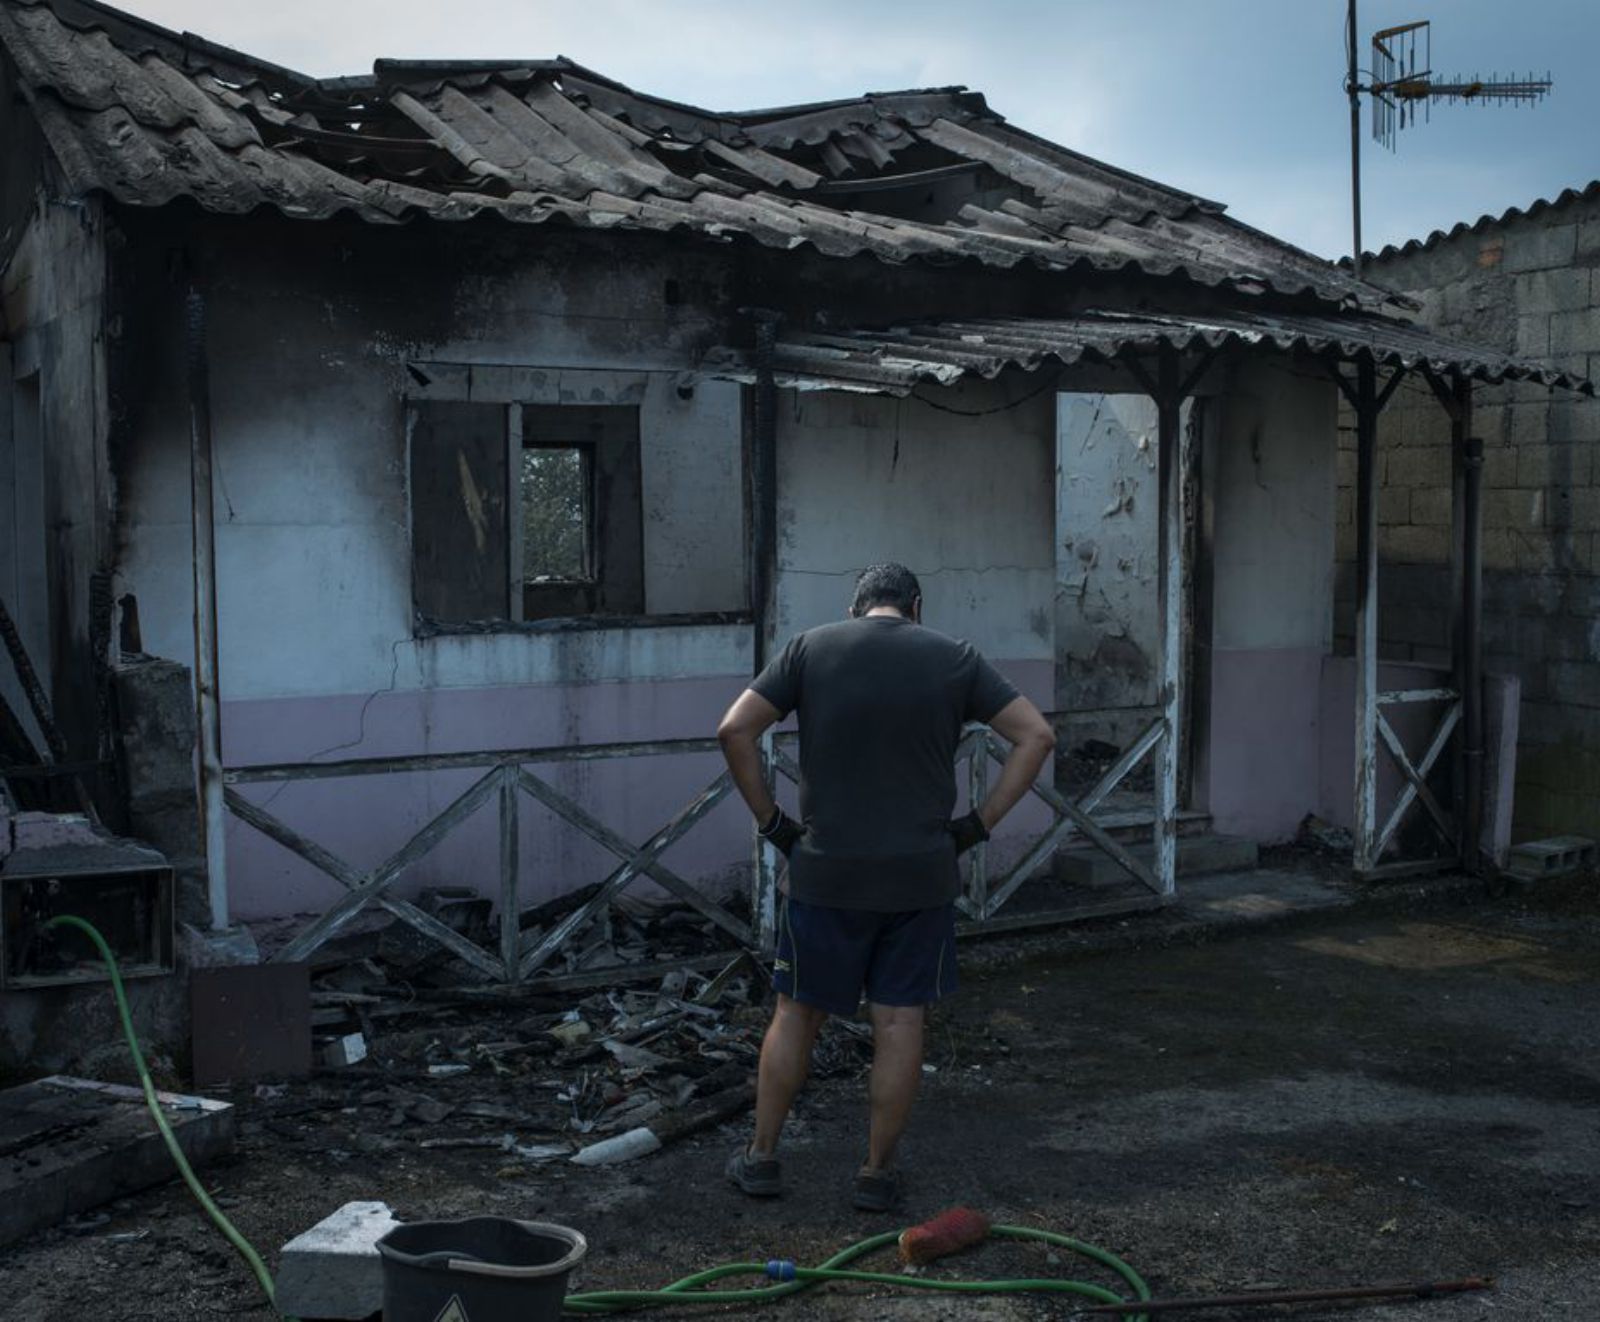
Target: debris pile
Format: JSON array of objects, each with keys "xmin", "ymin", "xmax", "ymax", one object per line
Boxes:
[{"xmin": 238, "ymin": 912, "xmax": 872, "ymax": 1168}]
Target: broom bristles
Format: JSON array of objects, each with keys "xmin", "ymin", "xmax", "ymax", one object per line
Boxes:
[{"xmin": 897, "ymin": 1206, "xmax": 992, "ymax": 1266}]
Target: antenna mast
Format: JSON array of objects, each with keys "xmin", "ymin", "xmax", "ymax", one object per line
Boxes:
[{"xmin": 1343, "ymin": 1, "xmax": 1551, "ymax": 279}]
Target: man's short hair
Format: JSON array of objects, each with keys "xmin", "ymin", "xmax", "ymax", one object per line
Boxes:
[{"xmin": 850, "ymin": 563, "xmax": 921, "ymax": 617}]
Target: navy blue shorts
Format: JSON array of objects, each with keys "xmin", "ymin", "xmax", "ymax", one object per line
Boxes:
[{"xmin": 772, "ymin": 893, "xmax": 958, "ymax": 1017}]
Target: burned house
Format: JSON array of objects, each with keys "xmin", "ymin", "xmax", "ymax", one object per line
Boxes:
[{"xmin": 0, "ymin": 0, "xmax": 1588, "ymax": 1040}]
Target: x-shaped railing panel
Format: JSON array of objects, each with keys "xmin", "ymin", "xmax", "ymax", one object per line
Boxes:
[
  {"xmin": 774, "ymin": 716, "xmax": 1168, "ymax": 925},
  {"xmin": 226, "ymin": 755, "xmax": 740, "ymax": 984},
  {"xmin": 1373, "ymin": 689, "xmax": 1462, "ymax": 861}
]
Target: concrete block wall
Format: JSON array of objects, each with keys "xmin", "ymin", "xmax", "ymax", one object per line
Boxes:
[{"xmin": 1334, "ymin": 188, "xmax": 1600, "ymax": 839}]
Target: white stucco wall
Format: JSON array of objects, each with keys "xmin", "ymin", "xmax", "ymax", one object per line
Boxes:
[
  {"xmin": 1206, "ymin": 356, "xmax": 1339, "ymax": 839},
  {"xmin": 118, "ymin": 248, "xmax": 749, "ymax": 704},
  {"xmin": 773, "ymin": 377, "xmax": 1056, "ymax": 669}
]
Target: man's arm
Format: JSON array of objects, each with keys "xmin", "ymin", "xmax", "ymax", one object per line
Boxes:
[
  {"xmin": 716, "ymin": 688, "xmax": 784, "ymax": 825},
  {"xmin": 975, "ymin": 696, "xmax": 1056, "ymax": 832}
]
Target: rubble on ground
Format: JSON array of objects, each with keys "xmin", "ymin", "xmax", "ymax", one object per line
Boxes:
[{"xmin": 229, "ymin": 894, "xmax": 871, "ymax": 1167}]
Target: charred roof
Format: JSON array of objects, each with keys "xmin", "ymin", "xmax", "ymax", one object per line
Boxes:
[{"xmin": 1, "ymin": 0, "xmax": 1405, "ymax": 312}]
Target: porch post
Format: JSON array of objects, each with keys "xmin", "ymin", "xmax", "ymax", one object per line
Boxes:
[
  {"xmin": 186, "ymin": 285, "xmax": 229, "ymax": 930},
  {"xmin": 1153, "ymin": 346, "xmax": 1184, "ymax": 897},
  {"xmin": 748, "ymin": 311, "xmax": 781, "ymax": 952},
  {"xmin": 1456, "ymin": 375, "xmax": 1484, "ymax": 873},
  {"xmin": 1352, "ymin": 355, "xmax": 1379, "ymax": 874}
]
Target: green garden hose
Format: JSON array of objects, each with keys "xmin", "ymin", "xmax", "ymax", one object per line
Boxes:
[
  {"xmin": 42, "ymin": 915, "xmax": 297, "ymax": 1322},
  {"xmin": 562, "ymin": 1225, "xmax": 1150, "ymax": 1315},
  {"xmin": 50, "ymin": 913, "xmax": 1150, "ymax": 1320}
]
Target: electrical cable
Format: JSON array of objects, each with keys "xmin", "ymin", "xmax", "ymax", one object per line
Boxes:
[{"xmin": 53, "ymin": 914, "xmax": 1154, "ymax": 1317}]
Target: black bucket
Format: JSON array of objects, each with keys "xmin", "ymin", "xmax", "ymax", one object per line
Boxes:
[{"xmin": 377, "ymin": 1217, "xmax": 588, "ymax": 1322}]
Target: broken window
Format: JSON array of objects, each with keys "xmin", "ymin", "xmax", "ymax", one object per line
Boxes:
[
  {"xmin": 409, "ymin": 400, "xmax": 644, "ymax": 627},
  {"xmin": 521, "ymin": 446, "xmax": 590, "ymax": 584}
]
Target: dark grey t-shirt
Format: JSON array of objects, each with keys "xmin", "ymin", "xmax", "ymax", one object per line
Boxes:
[{"xmin": 751, "ymin": 615, "xmax": 1019, "ymax": 912}]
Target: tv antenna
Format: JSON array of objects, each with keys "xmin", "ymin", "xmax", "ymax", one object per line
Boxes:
[{"xmin": 1343, "ymin": 2, "xmax": 1551, "ymax": 278}]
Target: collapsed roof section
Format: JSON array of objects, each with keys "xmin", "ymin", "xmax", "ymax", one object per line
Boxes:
[
  {"xmin": 0, "ymin": 0, "xmax": 1401, "ymax": 311},
  {"xmin": 701, "ymin": 310, "xmax": 1596, "ymax": 396}
]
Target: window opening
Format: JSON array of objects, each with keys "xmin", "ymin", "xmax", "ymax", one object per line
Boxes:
[{"xmin": 521, "ymin": 443, "xmax": 593, "ymax": 586}]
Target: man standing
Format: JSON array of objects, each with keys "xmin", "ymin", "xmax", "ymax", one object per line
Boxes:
[{"xmin": 716, "ymin": 563, "xmax": 1055, "ymax": 1210}]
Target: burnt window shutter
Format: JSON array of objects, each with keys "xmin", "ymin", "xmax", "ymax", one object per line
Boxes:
[{"xmin": 410, "ymin": 400, "xmax": 510, "ymax": 623}]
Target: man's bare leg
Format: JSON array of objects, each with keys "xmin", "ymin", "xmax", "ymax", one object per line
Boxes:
[
  {"xmin": 750, "ymin": 994, "xmax": 829, "ymax": 1157},
  {"xmin": 865, "ymin": 1002, "xmax": 925, "ymax": 1171}
]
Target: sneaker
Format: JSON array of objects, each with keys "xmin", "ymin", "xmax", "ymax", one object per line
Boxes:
[
  {"xmin": 725, "ymin": 1144, "xmax": 782, "ymax": 1197},
  {"xmin": 851, "ymin": 1164, "xmax": 901, "ymax": 1212}
]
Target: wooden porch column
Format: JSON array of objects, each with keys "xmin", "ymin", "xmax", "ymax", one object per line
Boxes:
[
  {"xmin": 1428, "ymin": 367, "xmax": 1483, "ymax": 873},
  {"xmin": 748, "ymin": 310, "xmax": 781, "ymax": 952},
  {"xmin": 1153, "ymin": 346, "xmax": 1184, "ymax": 896},
  {"xmin": 1450, "ymin": 375, "xmax": 1484, "ymax": 871},
  {"xmin": 186, "ymin": 285, "xmax": 229, "ymax": 929},
  {"xmin": 1351, "ymin": 356, "xmax": 1380, "ymax": 874}
]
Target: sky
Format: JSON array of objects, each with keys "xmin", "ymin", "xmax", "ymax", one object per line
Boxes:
[{"xmin": 111, "ymin": 0, "xmax": 1597, "ymax": 260}]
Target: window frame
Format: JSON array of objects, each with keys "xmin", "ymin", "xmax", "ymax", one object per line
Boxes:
[{"xmin": 405, "ymin": 365, "xmax": 754, "ymax": 636}]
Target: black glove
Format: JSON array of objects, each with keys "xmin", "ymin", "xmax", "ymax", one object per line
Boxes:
[
  {"xmin": 948, "ymin": 809, "xmax": 990, "ymax": 856},
  {"xmin": 759, "ymin": 808, "xmax": 803, "ymax": 858}
]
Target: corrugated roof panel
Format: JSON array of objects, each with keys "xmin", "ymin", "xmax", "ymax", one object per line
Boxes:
[
  {"xmin": 701, "ymin": 311, "xmax": 1593, "ymax": 397},
  {"xmin": 1362, "ymin": 180, "xmax": 1600, "ymax": 263},
  {"xmin": 0, "ymin": 0, "xmax": 1403, "ymax": 312}
]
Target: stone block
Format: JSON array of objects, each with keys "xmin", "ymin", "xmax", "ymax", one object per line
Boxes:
[
  {"xmin": 1518, "ymin": 699, "xmax": 1574, "ymax": 748},
  {"xmin": 1335, "ymin": 487, "xmax": 1354, "ymax": 527},
  {"xmin": 1509, "ymin": 401, "xmax": 1551, "ymax": 447},
  {"xmin": 1513, "ymin": 533, "xmax": 1562, "ymax": 575},
  {"xmin": 1377, "ymin": 486, "xmax": 1410, "ymax": 525},
  {"xmin": 1379, "ymin": 524, "xmax": 1450, "ymax": 564},
  {"xmin": 1508, "ymin": 380, "xmax": 1555, "ymax": 407},
  {"xmin": 1385, "ymin": 561, "xmax": 1449, "ymax": 608},
  {"xmin": 1513, "ymin": 269, "xmax": 1592, "ymax": 315},
  {"xmin": 1484, "ymin": 488, "xmax": 1545, "ymax": 532},
  {"xmin": 1409, "ymin": 486, "xmax": 1451, "ymax": 526},
  {"xmin": 1481, "ymin": 529, "xmax": 1517, "ymax": 572},
  {"xmin": 1550, "ymin": 306, "xmax": 1600, "ymax": 356},
  {"xmin": 1510, "ymin": 572, "xmax": 1572, "ymax": 617},
  {"xmin": 1389, "ymin": 405, "xmax": 1451, "ymax": 448},
  {"xmin": 1504, "ymin": 222, "xmax": 1578, "ymax": 273},
  {"xmin": 1472, "ymin": 400, "xmax": 1510, "ymax": 444},
  {"xmin": 1571, "ymin": 489, "xmax": 1600, "ymax": 531},
  {"xmin": 276, "ymin": 1201, "xmax": 400, "ymax": 1321},
  {"xmin": 1507, "ymin": 835, "xmax": 1599, "ymax": 880},
  {"xmin": 1547, "ymin": 660, "xmax": 1600, "ymax": 708},
  {"xmin": 1544, "ymin": 609, "xmax": 1600, "ymax": 662},
  {"xmin": 1517, "ymin": 443, "xmax": 1591, "ymax": 489},
  {"xmin": 1547, "ymin": 399, "xmax": 1600, "ymax": 445},
  {"xmin": 1482, "ymin": 444, "xmax": 1518, "ymax": 489},
  {"xmin": 1380, "ymin": 602, "xmax": 1446, "ymax": 648},
  {"xmin": 1336, "ymin": 448, "xmax": 1356, "ymax": 488},
  {"xmin": 1514, "ymin": 314, "xmax": 1551, "ymax": 357},
  {"xmin": 1564, "ymin": 574, "xmax": 1600, "ymax": 620},
  {"xmin": 1580, "ymin": 218, "xmax": 1600, "ymax": 260},
  {"xmin": 1385, "ymin": 445, "xmax": 1450, "ymax": 487}
]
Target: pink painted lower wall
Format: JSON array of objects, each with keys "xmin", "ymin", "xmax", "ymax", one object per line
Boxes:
[
  {"xmin": 1207, "ymin": 648, "xmax": 1326, "ymax": 842},
  {"xmin": 222, "ymin": 659, "xmax": 1054, "ymax": 920}
]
